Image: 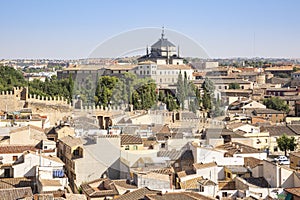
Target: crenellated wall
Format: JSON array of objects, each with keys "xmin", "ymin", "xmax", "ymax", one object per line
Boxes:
[{"xmin": 0, "ymin": 87, "xmax": 73, "ymax": 125}]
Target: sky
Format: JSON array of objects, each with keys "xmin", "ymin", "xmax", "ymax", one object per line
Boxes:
[{"xmin": 1, "ymin": 0, "xmax": 300, "ymax": 59}]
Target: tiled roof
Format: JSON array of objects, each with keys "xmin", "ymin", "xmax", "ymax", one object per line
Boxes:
[
  {"xmin": 177, "ymin": 170, "xmax": 195, "ymax": 178},
  {"xmin": 113, "ymin": 180, "xmax": 137, "ymax": 189},
  {"xmin": 157, "ymin": 149, "xmax": 193, "ymax": 161},
  {"xmin": 59, "ymin": 135, "xmax": 82, "ymax": 147},
  {"xmin": 253, "ymin": 108, "xmax": 285, "ymax": 114},
  {"xmin": 145, "ymin": 192, "xmax": 214, "ymax": 200},
  {"xmin": 262, "ymin": 126, "xmax": 298, "ymax": 136},
  {"xmin": 198, "ymin": 179, "xmax": 217, "ymax": 186},
  {"xmin": 193, "ymin": 162, "xmax": 217, "ymax": 170},
  {"xmin": 179, "ymin": 176, "xmax": 203, "ymax": 189},
  {"xmin": 121, "ymin": 134, "xmax": 142, "ymax": 145},
  {"xmin": 0, "ymin": 145, "xmax": 37, "ymax": 154},
  {"xmin": 81, "ymin": 178, "xmax": 119, "ymax": 198},
  {"xmin": 10, "ymin": 125, "xmax": 44, "ymax": 134},
  {"xmin": 65, "ymin": 194, "xmax": 87, "ymax": 200},
  {"xmin": 216, "ymin": 142, "xmax": 263, "ymax": 156},
  {"xmin": 114, "ymin": 187, "xmax": 160, "ymax": 200},
  {"xmin": 265, "ymin": 66, "xmax": 294, "ymax": 71},
  {"xmin": 287, "ymin": 125, "xmax": 300, "ymax": 134},
  {"xmin": 0, "ymin": 187, "xmax": 33, "ymax": 199},
  {"xmin": 150, "ymin": 124, "xmax": 170, "ymax": 135},
  {"xmin": 244, "ymin": 157, "xmax": 262, "ymax": 169},
  {"xmin": 0, "ymin": 177, "xmax": 33, "ymax": 189},
  {"xmin": 150, "ymin": 168, "xmax": 174, "ymax": 175},
  {"xmin": 284, "ymin": 187, "xmax": 300, "ymax": 197}
]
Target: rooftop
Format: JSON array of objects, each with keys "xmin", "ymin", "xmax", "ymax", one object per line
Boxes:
[
  {"xmin": 146, "ymin": 192, "xmax": 215, "ymax": 200},
  {"xmin": 59, "ymin": 135, "xmax": 83, "ymax": 147},
  {"xmin": 10, "ymin": 125, "xmax": 44, "ymax": 134},
  {"xmin": 253, "ymin": 108, "xmax": 286, "ymax": 114},
  {"xmin": 216, "ymin": 142, "xmax": 263, "ymax": 156},
  {"xmin": 284, "ymin": 187, "xmax": 300, "ymax": 197},
  {"xmin": 0, "ymin": 177, "xmax": 33, "ymax": 189},
  {"xmin": 179, "ymin": 176, "xmax": 203, "ymax": 189},
  {"xmin": 193, "ymin": 162, "xmax": 217, "ymax": 170},
  {"xmin": 114, "ymin": 187, "xmax": 160, "ymax": 200},
  {"xmin": 157, "ymin": 149, "xmax": 193, "ymax": 161},
  {"xmin": 0, "ymin": 145, "xmax": 37, "ymax": 154},
  {"xmin": 0, "ymin": 187, "xmax": 33, "ymax": 200},
  {"xmin": 121, "ymin": 134, "xmax": 143, "ymax": 145},
  {"xmin": 81, "ymin": 178, "xmax": 119, "ymax": 198}
]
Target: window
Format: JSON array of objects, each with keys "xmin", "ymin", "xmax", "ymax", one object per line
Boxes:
[
  {"xmin": 133, "ymin": 145, "xmax": 138, "ymax": 150},
  {"xmin": 274, "ymin": 146, "xmax": 278, "ymax": 152},
  {"xmin": 227, "ymin": 172, "xmax": 231, "ymax": 179},
  {"xmin": 225, "ymin": 86, "xmax": 227, "ymax": 89},
  {"xmin": 199, "ymin": 185, "xmax": 204, "ymax": 192},
  {"xmin": 44, "ymin": 146, "xmax": 48, "ymax": 150},
  {"xmin": 125, "ymin": 145, "xmax": 129, "ymax": 150},
  {"xmin": 222, "ymin": 192, "xmax": 228, "ymax": 197},
  {"xmin": 73, "ymin": 149, "xmax": 80, "ymax": 156},
  {"xmin": 13, "ymin": 156, "xmax": 18, "ymax": 161},
  {"xmin": 161, "ymin": 143, "xmax": 166, "ymax": 148}
]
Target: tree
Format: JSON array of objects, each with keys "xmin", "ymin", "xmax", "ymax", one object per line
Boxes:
[
  {"xmin": 176, "ymin": 71, "xmax": 185, "ymax": 109},
  {"xmin": 229, "ymin": 83, "xmax": 240, "ymax": 89},
  {"xmin": 277, "ymin": 134, "xmax": 297, "ymax": 156},
  {"xmin": 95, "ymin": 76, "xmax": 118, "ymax": 107},
  {"xmin": 263, "ymin": 97, "xmax": 290, "ymax": 113},
  {"xmin": 202, "ymin": 78, "xmax": 215, "ymax": 111}
]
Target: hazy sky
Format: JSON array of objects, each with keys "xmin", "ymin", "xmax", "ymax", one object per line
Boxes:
[{"xmin": 1, "ymin": 0, "xmax": 300, "ymax": 59}]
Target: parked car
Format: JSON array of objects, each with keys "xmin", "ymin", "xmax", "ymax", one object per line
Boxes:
[
  {"xmin": 274, "ymin": 155, "xmax": 288, "ymax": 162},
  {"xmin": 278, "ymin": 159, "xmax": 290, "ymax": 165}
]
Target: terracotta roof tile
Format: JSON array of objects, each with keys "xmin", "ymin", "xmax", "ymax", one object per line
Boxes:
[
  {"xmin": 121, "ymin": 134, "xmax": 142, "ymax": 145},
  {"xmin": 193, "ymin": 162, "xmax": 217, "ymax": 170},
  {"xmin": 179, "ymin": 176, "xmax": 203, "ymax": 189},
  {"xmin": 146, "ymin": 192, "xmax": 214, "ymax": 200},
  {"xmin": 216, "ymin": 142, "xmax": 263, "ymax": 156},
  {"xmin": 244, "ymin": 157, "xmax": 262, "ymax": 169},
  {"xmin": 0, "ymin": 187, "xmax": 33, "ymax": 199},
  {"xmin": 0, "ymin": 177, "xmax": 33, "ymax": 189},
  {"xmin": 285, "ymin": 187, "xmax": 300, "ymax": 197},
  {"xmin": 10, "ymin": 125, "xmax": 44, "ymax": 134},
  {"xmin": 114, "ymin": 187, "xmax": 160, "ymax": 200},
  {"xmin": 0, "ymin": 145, "xmax": 37, "ymax": 154},
  {"xmin": 59, "ymin": 135, "xmax": 82, "ymax": 147}
]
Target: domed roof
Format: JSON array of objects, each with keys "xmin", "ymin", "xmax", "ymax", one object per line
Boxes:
[
  {"xmin": 151, "ymin": 28, "xmax": 176, "ymax": 49},
  {"xmin": 151, "ymin": 38, "xmax": 176, "ymax": 49}
]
